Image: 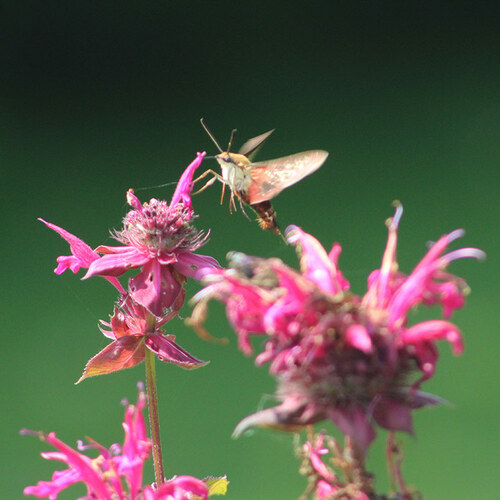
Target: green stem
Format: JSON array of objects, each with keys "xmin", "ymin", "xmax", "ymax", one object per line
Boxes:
[{"xmin": 145, "ymin": 348, "xmax": 165, "ymax": 486}]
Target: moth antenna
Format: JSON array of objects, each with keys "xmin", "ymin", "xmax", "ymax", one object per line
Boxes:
[
  {"xmin": 227, "ymin": 128, "xmax": 237, "ymax": 152},
  {"xmin": 200, "ymin": 118, "xmax": 223, "ymax": 153}
]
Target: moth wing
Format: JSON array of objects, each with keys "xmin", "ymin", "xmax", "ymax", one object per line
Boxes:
[
  {"xmin": 238, "ymin": 129, "xmax": 275, "ymax": 160},
  {"xmin": 247, "ymin": 150, "xmax": 329, "ymax": 204}
]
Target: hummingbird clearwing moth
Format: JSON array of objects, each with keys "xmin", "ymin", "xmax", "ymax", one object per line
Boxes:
[{"xmin": 196, "ymin": 118, "xmax": 329, "ymax": 235}]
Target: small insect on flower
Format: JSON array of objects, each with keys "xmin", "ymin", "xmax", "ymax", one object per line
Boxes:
[{"xmin": 195, "ymin": 119, "xmax": 329, "ymax": 235}]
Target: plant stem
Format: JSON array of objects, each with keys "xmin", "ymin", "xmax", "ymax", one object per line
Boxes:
[{"xmin": 145, "ymin": 348, "xmax": 165, "ymax": 486}]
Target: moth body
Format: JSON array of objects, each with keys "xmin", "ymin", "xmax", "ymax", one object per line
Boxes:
[{"xmin": 199, "ymin": 119, "xmax": 329, "ymax": 236}]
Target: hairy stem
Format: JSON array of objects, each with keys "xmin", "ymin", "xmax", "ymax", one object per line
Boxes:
[{"xmin": 145, "ymin": 348, "xmax": 165, "ymax": 486}]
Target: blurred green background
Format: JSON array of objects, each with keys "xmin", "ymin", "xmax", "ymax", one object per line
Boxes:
[{"xmin": 2, "ymin": 2, "xmax": 499, "ymax": 499}]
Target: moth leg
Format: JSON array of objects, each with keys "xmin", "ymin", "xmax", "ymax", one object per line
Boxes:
[
  {"xmin": 193, "ymin": 168, "xmax": 221, "ymax": 184},
  {"xmin": 192, "ymin": 169, "xmax": 223, "ymax": 195},
  {"xmin": 220, "ymin": 182, "xmax": 226, "ymax": 205},
  {"xmin": 228, "ymin": 190, "xmax": 237, "ymax": 213},
  {"xmin": 228, "ymin": 169, "xmax": 238, "ymax": 213},
  {"xmin": 237, "ymin": 195, "xmax": 251, "ymax": 220}
]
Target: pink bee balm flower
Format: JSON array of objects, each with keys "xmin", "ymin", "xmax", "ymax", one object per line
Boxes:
[
  {"xmin": 23, "ymin": 383, "xmax": 228, "ymax": 499},
  {"xmin": 189, "ymin": 205, "xmax": 484, "ymax": 455},
  {"xmin": 41, "ymin": 153, "xmax": 219, "ymax": 317}
]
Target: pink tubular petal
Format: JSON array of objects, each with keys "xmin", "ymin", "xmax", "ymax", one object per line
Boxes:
[
  {"xmin": 117, "ymin": 388, "xmax": 149, "ymax": 497},
  {"xmin": 173, "ymin": 252, "xmax": 220, "ymax": 279},
  {"xmin": 40, "ymin": 219, "xmax": 126, "ymax": 293},
  {"xmin": 401, "ymin": 320, "xmax": 464, "ymax": 355},
  {"xmin": 145, "ymin": 333, "xmax": 208, "ymax": 369},
  {"xmin": 362, "ymin": 204, "xmax": 403, "ymax": 310},
  {"xmin": 345, "ymin": 324, "xmax": 373, "ymax": 354},
  {"xmin": 38, "ymin": 433, "xmax": 113, "ymax": 500},
  {"xmin": 170, "ymin": 152, "xmax": 206, "ymax": 208},
  {"xmin": 126, "ymin": 189, "xmax": 143, "ymax": 211},
  {"xmin": 328, "ymin": 243, "xmax": 350, "ymax": 290},
  {"xmin": 84, "ymin": 248, "xmax": 149, "ymax": 278},
  {"xmin": 387, "ymin": 230, "xmax": 478, "ymax": 324},
  {"xmin": 39, "ymin": 219, "xmax": 99, "ymax": 273},
  {"xmin": 285, "ymin": 225, "xmax": 343, "ymax": 295},
  {"xmin": 24, "ymin": 468, "xmax": 81, "ymax": 499}
]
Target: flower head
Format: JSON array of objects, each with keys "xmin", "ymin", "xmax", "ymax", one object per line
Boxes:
[
  {"xmin": 23, "ymin": 383, "xmax": 228, "ymax": 499},
  {"xmin": 41, "ymin": 153, "xmax": 219, "ymax": 317},
  {"xmin": 189, "ymin": 205, "xmax": 484, "ymax": 455},
  {"xmin": 40, "ymin": 154, "xmax": 219, "ymax": 379}
]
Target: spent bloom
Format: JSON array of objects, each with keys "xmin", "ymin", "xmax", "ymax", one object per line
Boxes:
[
  {"xmin": 41, "ymin": 152, "xmax": 218, "ymax": 317},
  {"xmin": 76, "ymin": 294, "xmax": 208, "ymax": 382},
  {"xmin": 23, "ymin": 383, "xmax": 228, "ymax": 499},
  {"xmin": 189, "ymin": 205, "xmax": 484, "ymax": 455}
]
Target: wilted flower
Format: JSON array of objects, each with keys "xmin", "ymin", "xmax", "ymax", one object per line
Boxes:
[
  {"xmin": 76, "ymin": 295, "xmax": 208, "ymax": 383},
  {"xmin": 189, "ymin": 205, "xmax": 484, "ymax": 455},
  {"xmin": 41, "ymin": 152, "xmax": 219, "ymax": 317},
  {"xmin": 23, "ymin": 383, "xmax": 228, "ymax": 499}
]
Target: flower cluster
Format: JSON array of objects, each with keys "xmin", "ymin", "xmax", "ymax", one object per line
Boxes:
[
  {"xmin": 299, "ymin": 433, "xmax": 370, "ymax": 499},
  {"xmin": 23, "ymin": 384, "xmax": 228, "ymax": 499},
  {"xmin": 189, "ymin": 205, "xmax": 484, "ymax": 455},
  {"xmin": 40, "ymin": 153, "xmax": 219, "ymax": 380}
]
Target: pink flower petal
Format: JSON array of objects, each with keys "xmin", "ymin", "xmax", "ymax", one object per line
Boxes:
[
  {"xmin": 128, "ymin": 260, "xmax": 184, "ymax": 317},
  {"xmin": 26, "ymin": 432, "xmax": 114, "ymax": 500},
  {"xmin": 40, "ymin": 218, "xmax": 126, "ymax": 293},
  {"xmin": 286, "ymin": 225, "xmax": 344, "ymax": 295},
  {"xmin": 84, "ymin": 248, "xmax": 149, "ymax": 278},
  {"xmin": 345, "ymin": 324, "xmax": 373, "ymax": 354},
  {"xmin": 126, "ymin": 189, "xmax": 143, "ymax": 211},
  {"xmin": 401, "ymin": 320, "xmax": 464, "ymax": 355},
  {"xmin": 39, "ymin": 219, "xmax": 99, "ymax": 273},
  {"xmin": 170, "ymin": 152, "xmax": 206, "ymax": 208},
  {"xmin": 173, "ymin": 252, "xmax": 220, "ymax": 279}
]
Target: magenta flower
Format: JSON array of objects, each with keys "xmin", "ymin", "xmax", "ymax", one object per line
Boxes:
[
  {"xmin": 40, "ymin": 153, "xmax": 219, "ymax": 379},
  {"xmin": 23, "ymin": 384, "xmax": 228, "ymax": 499},
  {"xmin": 189, "ymin": 205, "xmax": 484, "ymax": 455},
  {"xmin": 299, "ymin": 433, "xmax": 370, "ymax": 499},
  {"xmin": 41, "ymin": 153, "xmax": 219, "ymax": 317}
]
